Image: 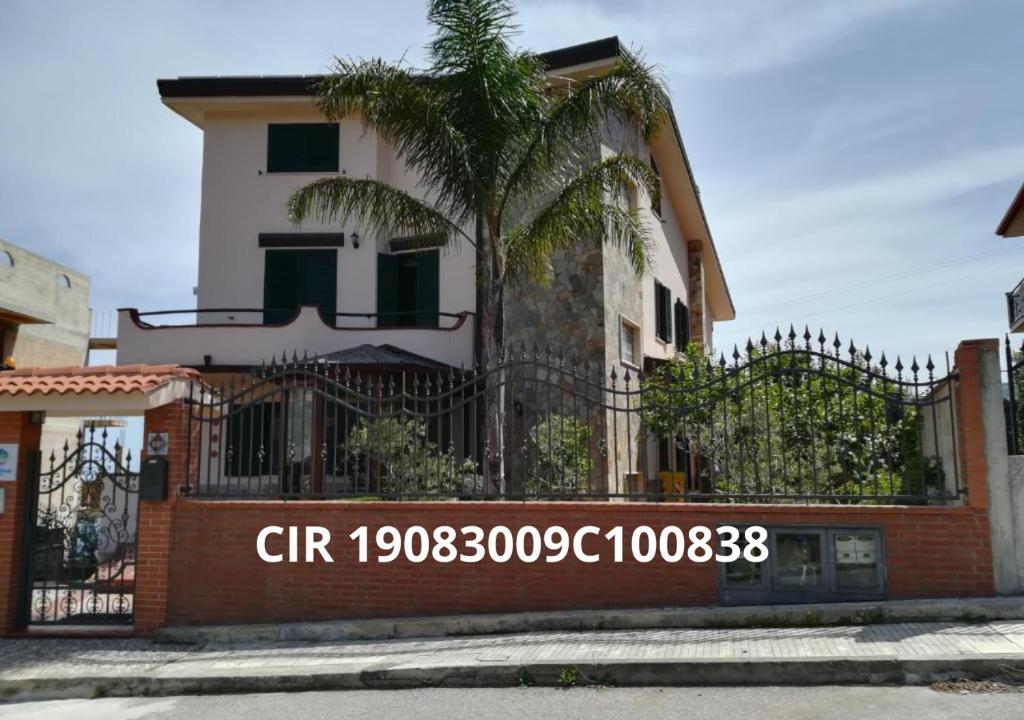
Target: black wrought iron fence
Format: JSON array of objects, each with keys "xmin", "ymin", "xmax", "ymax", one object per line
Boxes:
[{"xmin": 183, "ymin": 327, "xmax": 960, "ymax": 505}]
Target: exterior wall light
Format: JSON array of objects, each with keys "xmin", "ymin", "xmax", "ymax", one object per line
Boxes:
[{"xmin": 351, "ymin": 232, "xmax": 360, "ymax": 249}]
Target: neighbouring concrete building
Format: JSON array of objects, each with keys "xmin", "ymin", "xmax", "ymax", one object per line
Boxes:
[
  {"xmin": 0, "ymin": 238, "xmax": 90, "ymax": 369},
  {"xmin": 0, "ymin": 237, "xmax": 91, "ymax": 460}
]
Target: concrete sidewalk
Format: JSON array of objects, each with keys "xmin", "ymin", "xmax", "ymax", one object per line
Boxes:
[{"xmin": 4, "ymin": 620, "xmax": 1024, "ymax": 699}]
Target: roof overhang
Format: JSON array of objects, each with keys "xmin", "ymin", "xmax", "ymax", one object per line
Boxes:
[
  {"xmin": 0, "ymin": 306, "xmax": 51, "ymax": 326},
  {"xmin": 0, "ymin": 384, "xmax": 192, "ymax": 417},
  {"xmin": 997, "ymin": 183, "xmax": 1024, "ymax": 238},
  {"xmin": 0, "ymin": 365, "xmax": 198, "ymax": 417}
]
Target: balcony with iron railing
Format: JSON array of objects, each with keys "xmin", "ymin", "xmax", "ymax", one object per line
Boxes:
[
  {"xmin": 116, "ymin": 306, "xmax": 475, "ymax": 368},
  {"xmin": 1008, "ymin": 277, "xmax": 1024, "ymax": 333}
]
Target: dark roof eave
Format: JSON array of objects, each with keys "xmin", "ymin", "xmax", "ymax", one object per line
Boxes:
[
  {"xmin": 156, "ymin": 36, "xmax": 622, "ymax": 99},
  {"xmin": 997, "ymin": 183, "xmax": 1024, "ymax": 237}
]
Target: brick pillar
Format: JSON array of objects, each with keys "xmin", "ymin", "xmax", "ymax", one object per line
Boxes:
[
  {"xmin": 134, "ymin": 400, "xmax": 191, "ymax": 635},
  {"xmin": 954, "ymin": 338, "xmax": 1021, "ymax": 594},
  {"xmin": 953, "ymin": 340, "xmax": 996, "ymax": 507},
  {"xmin": 0, "ymin": 412, "xmax": 42, "ymax": 636},
  {"xmin": 687, "ymin": 240, "xmax": 705, "ymax": 347}
]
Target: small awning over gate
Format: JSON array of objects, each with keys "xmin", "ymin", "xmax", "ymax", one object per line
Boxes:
[
  {"xmin": 320, "ymin": 344, "xmax": 452, "ymax": 371},
  {"xmin": 0, "ymin": 364, "xmax": 198, "ymax": 416}
]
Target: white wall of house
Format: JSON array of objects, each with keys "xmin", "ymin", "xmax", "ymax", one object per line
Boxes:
[
  {"xmin": 641, "ymin": 190, "xmax": 692, "ymax": 360},
  {"xmin": 597, "ymin": 117, "xmax": 694, "ymax": 368},
  {"xmin": 195, "ymin": 109, "xmax": 475, "ymax": 327}
]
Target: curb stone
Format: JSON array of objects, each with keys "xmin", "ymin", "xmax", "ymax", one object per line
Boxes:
[
  {"xmin": 153, "ymin": 597, "xmax": 1024, "ymax": 645},
  {"xmin": 4, "ymin": 656, "xmax": 1024, "ymax": 700}
]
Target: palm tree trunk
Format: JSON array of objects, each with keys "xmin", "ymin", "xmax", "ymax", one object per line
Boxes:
[{"xmin": 476, "ymin": 219, "xmax": 506, "ymax": 494}]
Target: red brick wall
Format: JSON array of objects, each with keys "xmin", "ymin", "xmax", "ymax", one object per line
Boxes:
[
  {"xmin": 0, "ymin": 412, "xmax": 41, "ymax": 635},
  {"xmin": 164, "ymin": 501, "xmax": 993, "ymax": 627}
]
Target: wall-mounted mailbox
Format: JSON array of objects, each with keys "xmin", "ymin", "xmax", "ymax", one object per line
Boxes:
[{"xmin": 140, "ymin": 458, "xmax": 168, "ymax": 501}]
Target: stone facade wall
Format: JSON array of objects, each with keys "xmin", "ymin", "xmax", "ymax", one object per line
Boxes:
[
  {"xmin": 601, "ymin": 241, "xmax": 646, "ymax": 494},
  {"xmin": 505, "ymin": 246, "xmax": 607, "ymax": 366},
  {"xmin": 687, "ymin": 241, "xmax": 705, "ymax": 347}
]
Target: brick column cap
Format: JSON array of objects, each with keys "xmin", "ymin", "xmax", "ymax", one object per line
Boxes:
[{"xmin": 956, "ymin": 338, "xmax": 1000, "ymax": 351}]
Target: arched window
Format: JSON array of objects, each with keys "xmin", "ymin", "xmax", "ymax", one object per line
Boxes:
[
  {"xmin": 57, "ymin": 274, "xmax": 71, "ymax": 289},
  {"xmin": 0, "ymin": 251, "xmax": 13, "ymax": 268}
]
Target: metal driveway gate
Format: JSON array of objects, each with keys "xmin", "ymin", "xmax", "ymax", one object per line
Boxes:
[{"xmin": 19, "ymin": 427, "xmax": 139, "ymax": 626}]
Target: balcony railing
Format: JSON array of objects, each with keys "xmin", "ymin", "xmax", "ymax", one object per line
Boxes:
[
  {"xmin": 1008, "ymin": 278, "xmax": 1024, "ymax": 333},
  {"xmin": 116, "ymin": 306, "xmax": 475, "ymax": 368}
]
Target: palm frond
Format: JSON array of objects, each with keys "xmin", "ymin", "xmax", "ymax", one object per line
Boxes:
[
  {"xmin": 287, "ymin": 177, "xmax": 471, "ymax": 246},
  {"xmin": 315, "ymin": 58, "xmax": 475, "ymax": 224},
  {"xmin": 498, "ymin": 50, "xmax": 670, "ymax": 225},
  {"xmin": 428, "ymin": 0, "xmax": 547, "ymax": 210},
  {"xmin": 427, "ymin": 0, "xmax": 519, "ymax": 74},
  {"xmin": 504, "ymin": 155, "xmax": 658, "ymax": 284}
]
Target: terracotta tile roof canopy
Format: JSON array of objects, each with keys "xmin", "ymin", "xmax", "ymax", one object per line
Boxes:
[{"xmin": 0, "ymin": 364, "xmax": 198, "ymax": 397}]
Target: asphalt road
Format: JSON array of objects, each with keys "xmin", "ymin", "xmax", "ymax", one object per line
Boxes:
[{"xmin": 2, "ymin": 687, "xmax": 1023, "ymax": 720}]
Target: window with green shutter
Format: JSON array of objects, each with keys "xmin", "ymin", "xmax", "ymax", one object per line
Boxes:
[
  {"xmin": 674, "ymin": 299, "xmax": 689, "ymax": 351},
  {"xmin": 654, "ymin": 281, "xmax": 672, "ymax": 343},
  {"xmin": 376, "ymin": 250, "xmax": 440, "ymax": 327},
  {"xmin": 267, "ymin": 123, "xmax": 339, "ymax": 173},
  {"xmin": 650, "ymin": 154, "xmax": 662, "ymax": 217},
  {"xmin": 263, "ymin": 249, "xmax": 337, "ymax": 325}
]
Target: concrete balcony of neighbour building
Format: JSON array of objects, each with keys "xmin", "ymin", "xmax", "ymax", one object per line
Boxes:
[{"xmin": 116, "ymin": 306, "xmax": 475, "ymax": 369}]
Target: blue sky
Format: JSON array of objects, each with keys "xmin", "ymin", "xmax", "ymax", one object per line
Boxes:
[{"xmin": 1, "ymin": 0, "xmax": 1022, "ymax": 369}]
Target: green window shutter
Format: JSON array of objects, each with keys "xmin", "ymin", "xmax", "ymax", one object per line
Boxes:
[
  {"xmin": 663, "ymin": 287, "xmax": 673, "ymax": 344},
  {"xmin": 300, "ymin": 249, "xmax": 337, "ymax": 325},
  {"xmin": 415, "ymin": 250, "xmax": 440, "ymax": 327},
  {"xmin": 674, "ymin": 300, "xmax": 689, "ymax": 351},
  {"xmin": 267, "ymin": 123, "xmax": 339, "ymax": 173},
  {"xmin": 654, "ymin": 282, "xmax": 672, "ymax": 343},
  {"xmin": 654, "ymin": 282, "xmax": 661, "ymax": 339},
  {"xmin": 376, "ymin": 253, "xmax": 400, "ymax": 327},
  {"xmin": 264, "ymin": 250, "xmax": 337, "ymax": 325},
  {"xmin": 264, "ymin": 250, "xmax": 300, "ymax": 324}
]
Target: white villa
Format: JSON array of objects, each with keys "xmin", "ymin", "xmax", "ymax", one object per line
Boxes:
[{"xmin": 116, "ymin": 37, "xmax": 733, "ymax": 379}]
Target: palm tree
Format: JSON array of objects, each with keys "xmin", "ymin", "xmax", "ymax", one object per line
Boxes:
[
  {"xmin": 287, "ymin": 0, "xmax": 670, "ymax": 489},
  {"xmin": 287, "ymin": 0, "xmax": 670, "ymax": 367}
]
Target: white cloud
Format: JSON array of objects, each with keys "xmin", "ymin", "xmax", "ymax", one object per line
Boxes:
[
  {"xmin": 518, "ymin": 0, "xmax": 959, "ymax": 76},
  {"xmin": 718, "ymin": 143, "xmax": 1024, "ymax": 243}
]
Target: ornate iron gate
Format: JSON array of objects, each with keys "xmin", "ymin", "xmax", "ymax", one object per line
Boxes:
[{"xmin": 19, "ymin": 427, "xmax": 139, "ymax": 626}]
